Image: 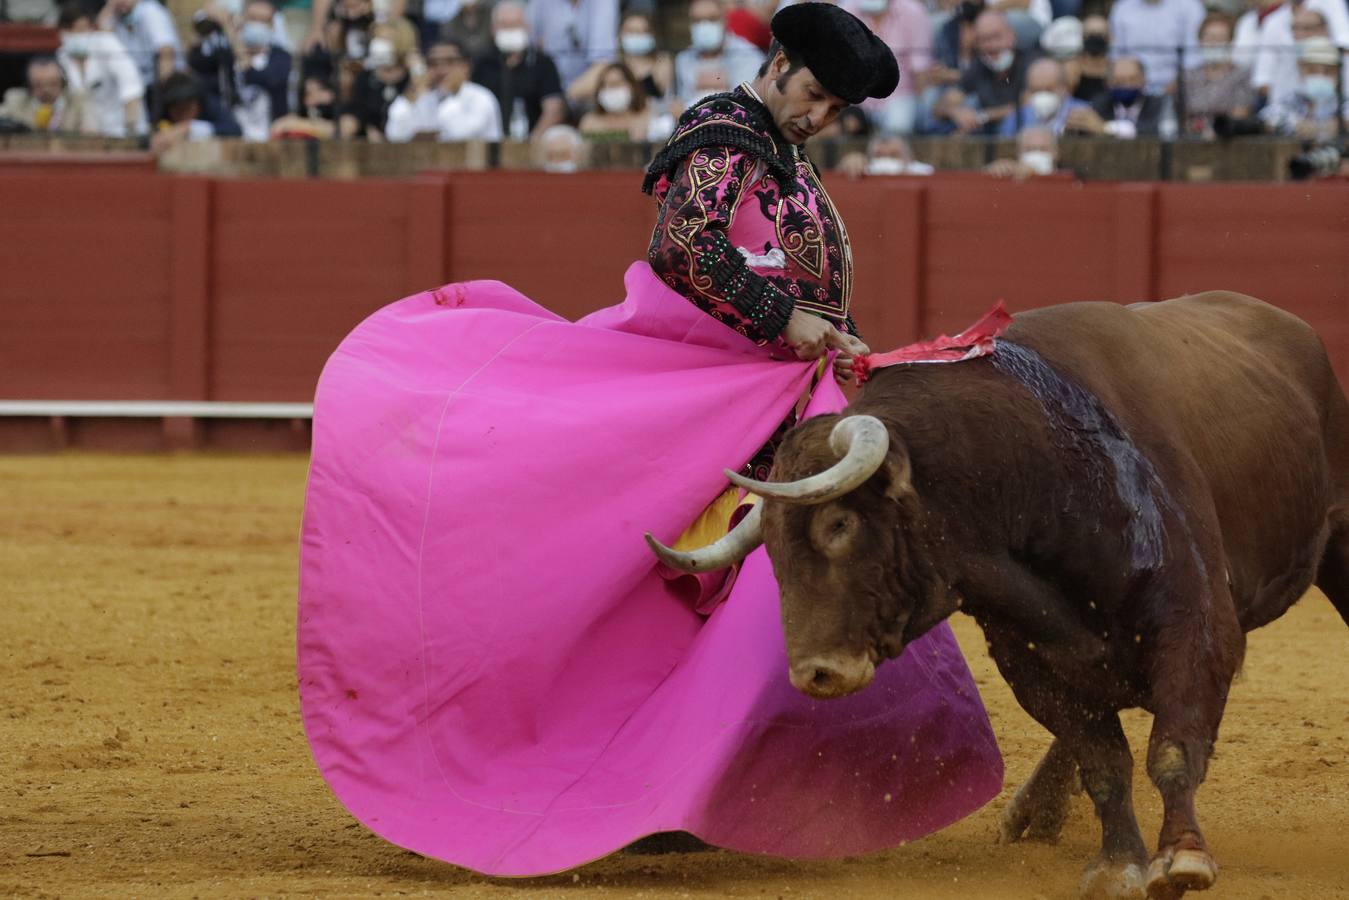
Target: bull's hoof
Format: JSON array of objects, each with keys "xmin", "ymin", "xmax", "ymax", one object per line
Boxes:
[
  {"xmin": 1078, "ymin": 858, "xmax": 1147, "ymax": 899},
  {"xmin": 1145, "ymin": 847, "xmax": 1218, "ymax": 899},
  {"xmin": 998, "ymin": 779, "xmax": 1071, "ymax": 844}
]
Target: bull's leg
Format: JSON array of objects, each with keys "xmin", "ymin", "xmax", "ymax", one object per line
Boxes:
[
  {"xmin": 992, "ymin": 651, "xmax": 1147, "ymax": 899},
  {"xmin": 1315, "ymin": 524, "xmax": 1349, "ymax": 627},
  {"xmin": 999, "ymin": 737, "xmax": 1078, "ymax": 844},
  {"xmin": 1142, "ymin": 580, "xmax": 1244, "ymax": 899}
]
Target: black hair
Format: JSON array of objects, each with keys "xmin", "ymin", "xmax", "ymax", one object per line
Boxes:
[
  {"xmin": 755, "ymin": 39, "xmax": 804, "ymax": 87},
  {"xmin": 57, "ymin": 2, "xmax": 89, "ymax": 30},
  {"xmin": 426, "ymin": 36, "xmax": 470, "ymax": 59},
  {"xmin": 160, "ymin": 71, "xmax": 205, "ymax": 110}
]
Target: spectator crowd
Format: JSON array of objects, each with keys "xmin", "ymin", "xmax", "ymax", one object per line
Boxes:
[{"xmin": 1, "ymin": 0, "xmax": 1345, "ymax": 167}]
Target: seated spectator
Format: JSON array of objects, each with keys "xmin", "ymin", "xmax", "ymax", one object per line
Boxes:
[
  {"xmin": 674, "ymin": 0, "xmax": 764, "ymax": 107},
  {"xmin": 985, "ymin": 124, "xmax": 1062, "ymax": 178},
  {"xmin": 235, "ymin": 0, "xmax": 293, "ymax": 140},
  {"xmin": 269, "ymin": 75, "xmax": 339, "ymax": 137},
  {"xmin": 1253, "ymin": 0, "xmax": 1349, "ymax": 109},
  {"xmin": 0, "ymin": 56, "xmax": 92, "ymax": 133},
  {"xmin": 1284, "ymin": 6, "xmax": 1349, "ymax": 103},
  {"xmin": 1107, "ymin": 0, "xmax": 1204, "ymax": 95},
  {"xmin": 57, "ymin": 3, "xmax": 146, "ymax": 137},
  {"xmin": 577, "ymin": 61, "xmax": 672, "ymax": 141},
  {"xmin": 1182, "ymin": 13, "xmax": 1256, "ymax": 137},
  {"xmin": 471, "ymin": 1, "xmax": 567, "ymax": 140},
  {"xmin": 1073, "ymin": 13, "xmax": 1109, "ymax": 101},
  {"xmin": 385, "ymin": 37, "xmax": 501, "ymax": 141},
  {"xmin": 932, "ymin": 9, "xmax": 1037, "ymax": 134},
  {"xmin": 1260, "ymin": 36, "xmax": 1347, "ymax": 142},
  {"xmin": 340, "ymin": 33, "xmax": 414, "ymax": 139},
  {"xmin": 842, "ymin": 0, "xmax": 934, "ymax": 134},
  {"xmin": 149, "ymin": 70, "xmax": 233, "ymax": 153},
  {"xmin": 440, "ymin": 0, "xmax": 494, "ymax": 60},
  {"xmin": 1086, "ymin": 56, "xmax": 1170, "ymax": 138},
  {"xmin": 525, "ymin": 0, "xmax": 618, "ymax": 90},
  {"xmin": 534, "ymin": 122, "xmax": 587, "ymax": 172},
  {"xmin": 99, "ymin": 0, "xmax": 183, "ymax": 91},
  {"xmin": 836, "ymin": 134, "xmax": 935, "ymax": 178},
  {"xmin": 999, "ymin": 56, "xmax": 1093, "ymax": 135},
  {"xmin": 567, "ymin": 13, "xmax": 676, "ymax": 112}
]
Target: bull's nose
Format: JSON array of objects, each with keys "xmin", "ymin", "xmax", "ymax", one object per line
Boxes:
[{"xmin": 789, "ymin": 654, "xmax": 875, "ymax": 698}]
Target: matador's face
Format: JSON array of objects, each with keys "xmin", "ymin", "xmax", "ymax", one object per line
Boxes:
[{"xmin": 761, "ymin": 52, "xmax": 850, "ymax": 145}]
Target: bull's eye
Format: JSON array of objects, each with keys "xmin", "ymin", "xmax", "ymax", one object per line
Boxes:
[{"xmin": 813, "ymin": 508, "xmax": 858, "ymax": 556}]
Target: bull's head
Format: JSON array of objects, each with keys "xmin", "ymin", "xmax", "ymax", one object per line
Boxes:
[{"xmin": 647, "ymin": 415, "xmax": 950, "ymax": 700}]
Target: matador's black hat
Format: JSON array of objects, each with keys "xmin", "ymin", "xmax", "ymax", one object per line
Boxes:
[{"xmin": 771, "ymin": 3, "xmax": 901, "ymax": 104}]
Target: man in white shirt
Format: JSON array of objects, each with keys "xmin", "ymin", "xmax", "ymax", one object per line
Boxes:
[
  {"xmin": 57, "ymin": 3, "xmax": 146, "ymax": 137},
  {"xmin": 99, "ymin": 0, "xmax": 184, "ymax": 89},
  {"xmin": 385, "ymin": 38, "xmax": 502, "ymax": 142}
]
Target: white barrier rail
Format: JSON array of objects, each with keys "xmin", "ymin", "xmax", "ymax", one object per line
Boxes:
[{"xmin": 0, "ymin": 401, "xmax": 314, "ymax": 419}]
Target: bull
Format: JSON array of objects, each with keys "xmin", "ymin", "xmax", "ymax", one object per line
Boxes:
[{"xmin": 647, "ymin": 292, "xmax": 1349, "ymax": 899}]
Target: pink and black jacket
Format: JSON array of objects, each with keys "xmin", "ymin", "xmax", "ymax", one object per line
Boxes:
[{"xmin": 643, "ymin": 83, "xmax": 859, "ymax": 347}]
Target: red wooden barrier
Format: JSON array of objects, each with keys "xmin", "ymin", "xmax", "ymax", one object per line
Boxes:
[{"xmin": 1, "ymin": 169, "xmax": 1346, "ymax": 450}]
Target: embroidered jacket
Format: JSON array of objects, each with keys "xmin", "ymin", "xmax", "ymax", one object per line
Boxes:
[{"xmin": 644, "ymin": 83, "xmax": 858, "ymax": 346}]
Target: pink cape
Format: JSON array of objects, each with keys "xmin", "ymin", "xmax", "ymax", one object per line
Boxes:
[{"xmin": 298, "ymin": 261, "xmax": 1003, "ymax": 876}]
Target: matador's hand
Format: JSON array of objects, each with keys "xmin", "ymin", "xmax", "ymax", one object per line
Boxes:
[{"xmin": 783, "ymin": 310, "xmax": 869, "ymax": 383}]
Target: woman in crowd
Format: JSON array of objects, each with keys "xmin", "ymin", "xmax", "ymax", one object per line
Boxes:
[
  {"xmin": 567, "ymin": 13, "xmax": 675, "ymax": 112},
  {"xmin": 1182, "ymin": 13, "xmax": 1256, "ymax": 136},
  {"xmin": 578, "ymin": 61, "xmax": 663, "ymax": 141}
]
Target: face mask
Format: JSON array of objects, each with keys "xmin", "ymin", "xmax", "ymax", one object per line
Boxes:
[
  {"xmin": 1029, "ymin": 90, "xmax": 1061, "ymax": 120},
  {"xmin": 1199, "ymin": 44, "xmax": 1230, "ymax": 65},
  {"xmin": 241, "ymin": 21, "xmax": 273, "ymax": 48},
  {"xmin": 1111, "ymin": 86, "xmax": 1141, "ymax": 106},
  {"xmin": 983, "ymin": 49, "xmax": 1014, "ymax": 73},
  {"xmin": 1019, "ymin": 149, "xmax": 1055, "ymax": 175},
  {"xmin": 544, "ymin": 159, "xmax": 579, "ymax": 174},
  {"xmin": 859, "ymin": 0, "xmax": 889, "ymax": 13},
  {"xmin": 621, "ymin": 32, "xmax": 655, "ymax": 56},
  {"xmin": 958, "ymin": 0, "xmax": 983, "ymax": 22},
  {"xmin": 1301, "ymin": 74, "xmax": 1337, "ymax": 103},
  {"xmin": 689, "ymin": 21, "xmax": 724, "ymax": 52},
  {"xmin": 1083, "ymin": 34, "xmax": 1109, "ymax": 57},
  {"xmin": 597, "ymin": 85, "xmax": 632, "ymax": 113},
  {"xmin": 62, "ymin": 32, "xmax": 92, "ymax": 59},
  {"xmin": 495, "ymin": 28, "xmax": 528, "ymax": 54},
  {"xmin": 864, "ymin": 156, "xmax": 905, "ymax": 175}
]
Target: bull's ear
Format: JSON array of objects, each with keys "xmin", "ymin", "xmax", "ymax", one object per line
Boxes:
[{"xmin": 881, "ymin": 441, "xmax": 913, "ymax": 501}]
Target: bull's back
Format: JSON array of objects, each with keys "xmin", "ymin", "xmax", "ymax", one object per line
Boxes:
[{"xmin": 1006, "ymin": 293, "xmax": 1340, "ymax": 614}]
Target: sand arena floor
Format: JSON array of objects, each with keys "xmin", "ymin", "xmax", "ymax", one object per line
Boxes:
[{"xmin": 2, "ymin": 454, "xmax": 1347, "ymax": 899}]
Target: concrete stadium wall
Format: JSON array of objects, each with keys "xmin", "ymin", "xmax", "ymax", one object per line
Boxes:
[{"xmin": 1, "ymin": 169, "xmax": 1346, "ymax": 450}]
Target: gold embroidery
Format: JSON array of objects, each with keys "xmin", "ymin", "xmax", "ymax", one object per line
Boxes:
[
  {"xmin": 794, "ymin": 158, "xmax": 853, "ymax": 319},
  {"xmin": 670, "ymin": 148, "xmax": 733, "ymax": 295},
  {"xmin": 775, "ymin": 193, "xmax": 825, "ymax": 278}
]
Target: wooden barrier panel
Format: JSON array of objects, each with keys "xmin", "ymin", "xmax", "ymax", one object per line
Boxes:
[
  {"xmin": 208, "ymin": 177, "xmax": 449, "ymax": 400},
  {"xmin": 1154, "ymin": 183, "xmax": 1349, "ymax": 381},
  {"xmin": 0, "ymin": 172, "xmax": 176, "ymax": 400},
  {"xmin": 1, "ymin": 169, "xmax": 1346, "ymax": 450}
]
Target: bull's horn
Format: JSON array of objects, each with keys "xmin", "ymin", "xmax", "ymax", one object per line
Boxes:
[
  {"xmin": 644, "ymin": 503, "xmax": 763, "ymax": 572},
  {"xmin": 725, "ymin": 415, "xmax": 890, "ymax": 505}
]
